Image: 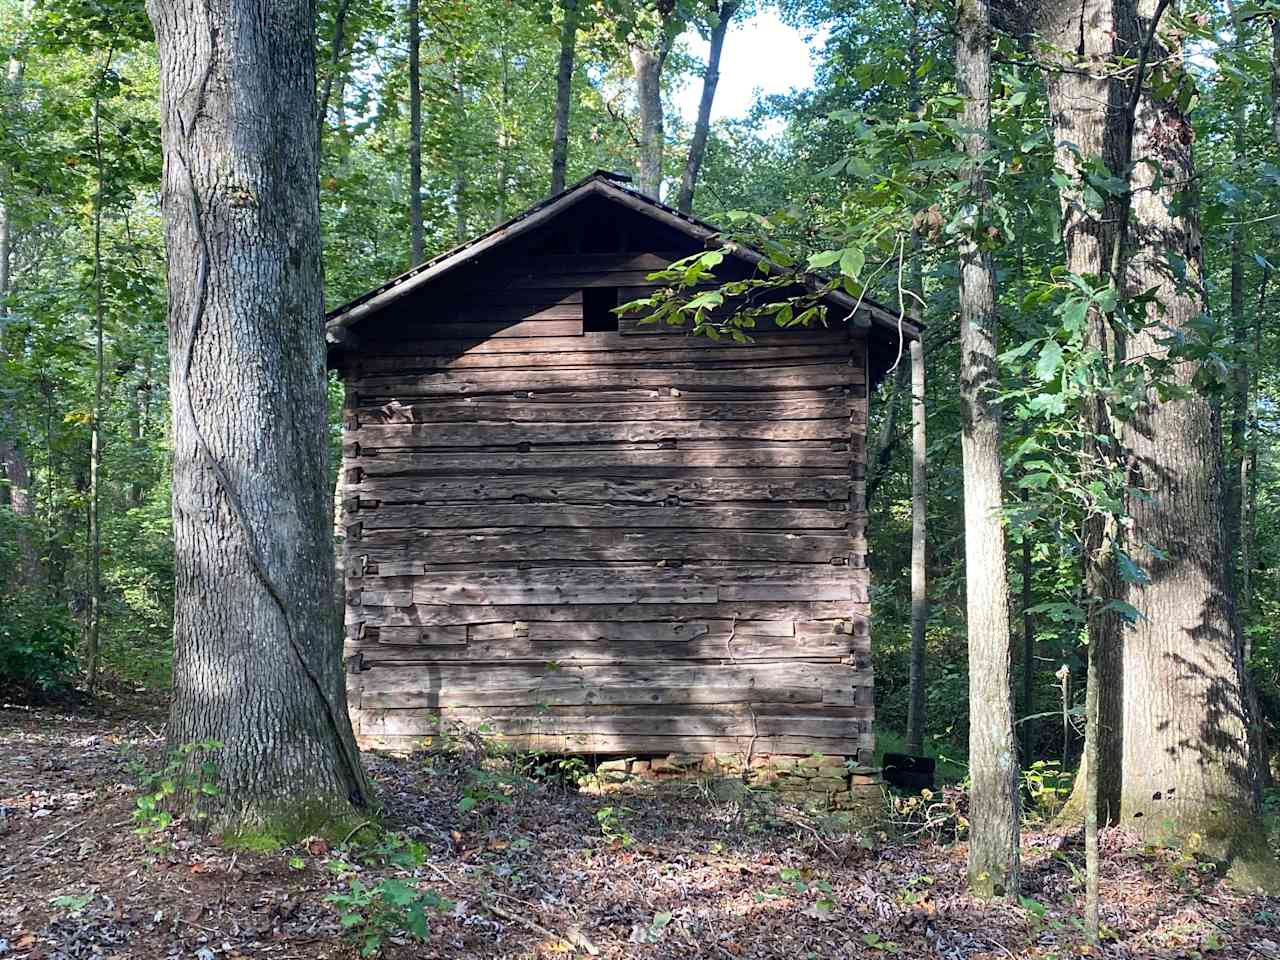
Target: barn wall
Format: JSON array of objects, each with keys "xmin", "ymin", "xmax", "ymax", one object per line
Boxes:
[{"xmin": 337, "ymin": 250, "xmax": 874, "ymax": 761}]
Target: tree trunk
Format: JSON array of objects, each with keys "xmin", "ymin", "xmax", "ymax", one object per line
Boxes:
[
  {"xmin": 408, "ymin": 0, "xmax": 424, "ymax": 264},
  {"xmin": 1020, "ymin": 500, "xmax": 1034, "ymax": 762},
  {"xmin": 865, "ymin": 363, "xmax": 906, "ymax": 511},
  {"xmin": 452, "ymin": 74, "xmax": 467, "ymax": 244},
  {"xmin": 549, "ymin": 0, "xmax": 578, "ymax": 195},
  {"xmin": 0, "ymin": 19, "xmax": 38, "ymax": 590},
  {"xmin": 1272, "ymin": 14, "xmax": 1280, "ymax": 150},
  {"xmin": 1033, "ymin": 0, "xmax": 1128, "ymax": 828},
  {"xmin": 905, "ymin": 334, "xmax": 928, "ymax": 757},
  {"xmin": 316, "ymin": 0, "xmax": 352, "ymax": 147},
  {"xmin": 956, "ymin": 0, "xmax": 1019, "ymax": 900},
  {"xmin": 676, "ymin": 0, "xmax": 737, "ymax": 214},
  {"xmin": 1118, "ymin": 0, "xmax": 1273, "ymax": 887},
  {"xmin": 630, "ymin": 32, "xmax": 672, "ymax": 200},
  {"xmin": 1224, "ymin": 1, "xmax": 1248, "ymax": 602},
  {"xmin": 148, "ymin": 0, "xmax": 370, "ymax": 830},
  {"xmin": 85, "ymin": 84, "xmax": 109, "ymax": 694}
]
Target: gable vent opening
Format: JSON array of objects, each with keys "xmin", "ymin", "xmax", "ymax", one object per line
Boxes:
[{"xmin": 583, "ymin": 287, "xmax": 620, "ymax": 332}]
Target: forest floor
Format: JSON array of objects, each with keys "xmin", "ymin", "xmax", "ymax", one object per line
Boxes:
[{"xmin": 2, "ymin": 693, "xmax": 1280, "ymax": 960}]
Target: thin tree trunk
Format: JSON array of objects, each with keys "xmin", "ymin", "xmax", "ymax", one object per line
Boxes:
[
  {"xmin": 1118, "ymin": 0, "xmax": 1273, "ymax": 885},
  {"xmin": 85, "ymin": 77, "xmax": 110, "ymax": 694},
  {"xmin": 408, "ymin": 0, "xmax": 423, "ymax": 264},
  {"xmin": 676, "ymin": 0, "xmax": 737, "ymax": 214},
  {"xmin": 1224, "ymin": 1, "xmax": 1249, "ymax": 601},
  {"xmin": 1272, "ymin": 14, "xmax": 1280, "ymax": 150},
  {"xmin": 865, "ymin": 363, "xmax": 907, "ymax": 511},
  {"xmin": 905, "ymin": 334, "xmax": 928, "ymax": 756},
  {"xmin": 1020, "ymin": 497, "xmax": 1034, "ymax": 761},
  {"xmin": 148, "ymin": 0, "xmax": 370, "ymax": 828},
  {"xmin": 452, "ymin": 74, "xmax": 467, "ymax": 244},
  {"xmin": 0, "ymin": 16, "xmax": 38, "ymax": 589},
  {"xmin": 316, "ymin": 0, "xmax": 352, "ymax": 148},
  {"xmin": 956, "ymin": 0, "xmax": 1019, "ymax": 900},
  {"xmin": 549, "ymin": 0, "xmax": 578, "ymax": 195}
]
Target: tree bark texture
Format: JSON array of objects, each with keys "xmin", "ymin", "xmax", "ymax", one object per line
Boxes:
[
  {"xmin": 549, "ymin": 0, "xmax": 578, "ymax": 195},
  {"xmin": 148, "ymin": 0, "xmax": 369, "ymax": 828},
  {"xmin": 676, "ymin": 0, "xmax": 737, "ymax": 214},
  {"xmin": 956, "ymin": 0, "xmax": 1020, "ymax": 900},
  {"xmin": 1119, "ymin": 0, "xmax": 1270, "ymax": 879},
  {"xmin": 631, "ymin": 32, "xmax": 672, "ymax": 200},
  {"xmin": 905, "ymin": 335, "xmax": 928, "ymax": 757},
  {"xmin": 1033, "ymin": 0, "xmax": 1128, "ymax": 826},
  {"xmin": 408, "ymin": 0, "xmax": 424, "ymax": 264}
]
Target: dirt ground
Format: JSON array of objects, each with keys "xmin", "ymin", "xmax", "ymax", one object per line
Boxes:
[{"xmin": 3, "ymin": 693, "xmax": 1279, "ymax": 959}]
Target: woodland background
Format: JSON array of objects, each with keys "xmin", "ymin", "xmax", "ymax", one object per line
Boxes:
[{"xmin": 1, "ymin": 0, "xmax": 1278, "ymax": 787}]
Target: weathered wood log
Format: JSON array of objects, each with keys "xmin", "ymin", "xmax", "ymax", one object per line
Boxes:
[
  {"xmin": 351, "ymin": 731, "xmax": 875, "ymax": 758},
  {"xmin": 360, "ymin": 503, "xmax": 851, "ymax": 532},
  {"xmin": 355, "ymin": 328, "xmax": 853, "ymax": 356},
  {"xmin": 354, "ymin": 659, "xmax": 865, "ymax": 693},
  {"xmin": 352, "ymin": 418, "xmax": 851, "ymax": 449},
  {"xmin": 351, "ymin": 363, "xmax": 860, "ymax": 398},
  {"xmin": 350, "ymin": 343, "xmax": 851, "ymax": 373},
  {"xmin": 347, "ymin": 528, "xmax": 865, "ymax": 564},
  {"xmin": 348, "ymin": 475, "xmax": 854, "ymax": 506},
  {"xmin": 349, "ymin": 563, "xmax": 867, "ymax": 586},
  {"xmin": 359, "ymin": 684, "xmax": 826, "ymax": 710},
  {"xmin": 357, "ymin": 710, "xmax": 870, "ymax": 739},
  {"xmin": 348, "ymin": 444, "xmax": 861, "ymax": 475},
  {"xmin": 351, "ymin": 632, "xmax": 861, "ymax": 662},
  {"xmin": 355, "ymin": 397, "xmax": 853, "ymax": 426},
  {"xmin": 347, "ymin": 599, "xmax": 868, "ymax": 628}
]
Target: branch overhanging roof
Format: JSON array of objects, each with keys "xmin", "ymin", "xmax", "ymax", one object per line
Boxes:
[{"xmin": 325, "ymin": 170, "xmax": 921, "ymax": 345}]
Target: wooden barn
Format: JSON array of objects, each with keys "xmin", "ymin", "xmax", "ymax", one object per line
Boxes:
[{"xmin": 327, "ymin": 171, "xmax": 919, "ymax": 768}]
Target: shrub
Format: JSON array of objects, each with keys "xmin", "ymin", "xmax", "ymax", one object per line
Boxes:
[{"xmin": 0, "ymin": 595, "xmax": 78, "ymax": 690}]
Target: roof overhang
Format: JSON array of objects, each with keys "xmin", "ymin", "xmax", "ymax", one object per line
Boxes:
[{"xmin": 325, "ymin": 172, "xmax": 922, "ymax": 348}]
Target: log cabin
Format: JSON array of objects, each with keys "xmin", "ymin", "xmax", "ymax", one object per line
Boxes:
[{"xmin": 327, "ymin": 171, "xmax": 920, "ymax": 770}]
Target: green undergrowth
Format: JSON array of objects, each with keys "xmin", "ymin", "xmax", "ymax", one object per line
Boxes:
[{"xmin": 873, "ymin": 726, "xmax": 968, "ymax": 783}]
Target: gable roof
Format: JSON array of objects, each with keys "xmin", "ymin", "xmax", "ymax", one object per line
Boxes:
[{"xmin": 325, "ymin": 170, "xmax": 921, "ymax": 347}]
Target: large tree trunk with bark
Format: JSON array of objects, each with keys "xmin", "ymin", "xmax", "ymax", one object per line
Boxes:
[
  {"xmin": 676, "ymin": 0, "xmax": 737, "ymax": 213},
  {"xmin": 956, "ymin": 0, "xmax": 1019, "ymax": 900},
  {"xmin": 549, "ymin": 0, "xmax": 578, "ymax": 195},
  {"xmin": 1119, "ymin": 0, "xmax": 1273, "ymax": 888},
  {"xmin": 148, "ymin": 0, "xmax": 370, "ymax": 831}
]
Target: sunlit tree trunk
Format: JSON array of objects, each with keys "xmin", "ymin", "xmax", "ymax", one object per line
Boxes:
[
  {"xmin": 148, "ymin": 0, "xmax": 370, "ymax": 828},
  {"xmin": 676, "ymin": 0, "xmax": 737, "ymax": 213},
  {"xmin": 630, "ymin": 22, "xmax": 674, "ymax": 201},
  {"xmin": 956, "ymin": 0, "xmax": 1019, "ymax": 900},
  {"xmin": 905, "ymin": 334, "xmax": 928, "ymax": 756},
  {"xmin": 1118, "ymin": 0, "xmax": 1274, "ymax": 887}
]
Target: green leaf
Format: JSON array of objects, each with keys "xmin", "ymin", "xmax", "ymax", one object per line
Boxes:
[
  {"xmin": 838, "ymin": 247, "xmax": 865, "ymax": 280},
  {"xmin": 807, "ymin": 250, "xmax": 841, "ymax": 269},
  {"xmin": 1034, "ymin": 341, "xmax": 1063, "ymax": 382}
]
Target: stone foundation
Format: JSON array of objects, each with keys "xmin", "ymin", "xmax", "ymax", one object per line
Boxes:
[{"xmin": 588, "ymin": 752, "xmax": 882, "ymax": 811}]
